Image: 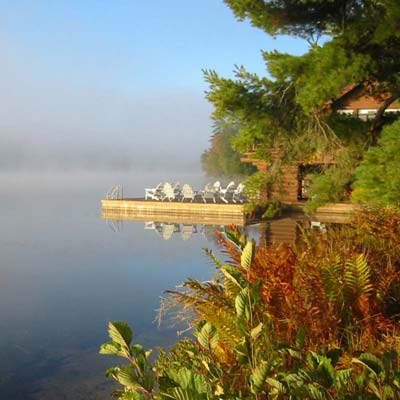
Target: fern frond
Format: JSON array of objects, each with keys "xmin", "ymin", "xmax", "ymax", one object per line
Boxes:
[{"xmin": 344, "ymin": 254, "xmax": 373, "ymax": 299}]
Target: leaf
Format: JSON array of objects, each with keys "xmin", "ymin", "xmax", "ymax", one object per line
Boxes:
[
  {"xmin": 266, "ymin": 377, "xmax": 287, "ymax": 394},
  {"xmin": 204, "ymin": 249, "xmax": 223, "ymax": 268},
  {"xmin": 383, "ymin": 385, "xmax": 395, "ymax": 399},
  {"xmin": 344, "ymin": 254, "xmax": 373, "ymax": 299},
  {"xmin": 352, "ymin": 353, "xmax": 384, "ymax": 376},
  {"xmin": 250, "ymin": 322, "xmax": 263, "ymax": 341},
  {"xmin": 235, "ymin": 287, "xmax": 249, "ymax": 323},
  {"xmin": 108, "ymin": 321, "xmax": 133, "ymax": 349},
  {"xmin": 240, "ymin": 240, "xmax": 255, "ymax": 270},
  {"xmin": 167, "ymin": 368, "xmax": 193, "ymax": 390},
  {"xmin": 335, "ymin": 368, "xmax": 353, "ymax": 388},
  {"xmin": 316, "ymin": 356, "xmax": 335, "ymax": 388},
  {"xmin": 251, "ymin": 360, "xmax": 269, "ymax": 393},
  {"xmin": 99, "ymin": 341, "xmax": 122, "ymax": 356},
  {"xmin": 225, "ymin": 230, "xmax": 242, "ymax": 248},
  {"xmin": 287, "ymin": 348, "xmax": 302, "ymax": 360},
  {"xmin": 304, "ymin": 383, "xmax": 327, "ymax": 400},
  {"xmin": 215, "ymin": 384, "xmax": 224, "ymax": 396},
  {"xmin": 119, "ymin": 392, "xmax": 147, "ymax": 400},
  {"xmin": 197, "ymin": 322, "xmax": 219, "ymax": 350},
  {"xmin": 220, "ymin": 264, "xmax": 244, "ymax": 289},
  {"xmin": 106, "ymin": 367, "xmax": 120, "ymax": 379},
  {"xmin": 201, "ymin": 360, "xmax": 210, "ymax": 373},
  {"xmin": 162, "ymin": 387, "xmax": 208, "ymax": 400},
  {"xmin": 166, "ymin": 368, "xmax": 210, "ymax": 394},
  {"xmin": 110, "ymin": 366, "xmax": 145, "ymax": 392}
]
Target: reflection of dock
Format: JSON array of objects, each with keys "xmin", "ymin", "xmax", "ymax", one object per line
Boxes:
[
  {"xmin": 101, "ymin": 198, "xmax": 246, "ymax": 226},
  {"xmin": 264, "ymin": 218, "xmax": 302, "ymax": 246}
]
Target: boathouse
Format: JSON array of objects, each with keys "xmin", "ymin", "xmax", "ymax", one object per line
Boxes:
[{"xmin": 240, "ymin": 83, "xmax": 400, "ymax": 204}]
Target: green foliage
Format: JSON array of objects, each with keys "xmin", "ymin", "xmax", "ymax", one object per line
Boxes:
[
  {"xmin": 224, "ymin": 0, "xmax": 400, "ymax": 42},
  {"xmin": 201, "ymin": 121, "xmax": 256, "ymax": 178},
  {"xmin": 242, "ymin": 171, "xmax": 285, "ymax": 219},
  {"xmin": 100, "ymin": 322, "xmax": 154, "ymax": 398},
  {"xmin": 242, "ymin": 171, "xmax": 271, "ymax": 204},
  {"xmin": 304, "ymin": 150, "xmax": 359, "ymax": 212},
  {"xmin": 202, "ymin": 1, "xmax": 400, "ymax": 210},
  {"xmin": 265, "ymin": 41, "xmax": 372, "ymax": 114},
  {"xmin": 352, "ymin": 119, "xmax": 400, "ymax": 206},
  {"xmin": 101, "ymin": 207, "xmax": 400, "ymax": 399}
]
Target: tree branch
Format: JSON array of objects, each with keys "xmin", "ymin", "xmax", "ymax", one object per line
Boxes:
[{"xmin": 370, "ymin": 91, "xmax": 400, "ymax": 141}]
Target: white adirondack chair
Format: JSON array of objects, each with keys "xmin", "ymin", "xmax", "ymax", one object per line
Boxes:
[
  {"xmin": 201, "ymin": 183, "xmax": 216, "ymax": 203},
  {"xmin": 213, "ymin": 181, "xmax": 221, "ymax": 192},
  {"xmin": 219, "ymin": 181, "xmax": 235, "ymax": 203},
  {"xmin": 181, "ymin": 184, "xmax": 195, "ymax": 202},
  {"xmin": 232, "ymin": 182, "xmax": 246, "ymax": 203},
  {"xmin": 161, "ymin": 183, "xmax": 176, "ymax": 201},
  {"xmin": 145, "ymin": 182, "xmax": 163, "ymax": 200}
]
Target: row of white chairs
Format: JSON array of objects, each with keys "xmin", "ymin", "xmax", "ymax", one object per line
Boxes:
[{"xmin": 144, "ymin": 181, "xmax": 247, "ymax": 203}]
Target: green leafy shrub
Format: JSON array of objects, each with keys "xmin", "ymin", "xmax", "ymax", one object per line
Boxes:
[
  {"xmin": 304, "ymin": 149, "xmax": 360, "ymax": 212},
  {"xmin": 101, "ymin": 207, "xmax": 400, "ymax": 399},
  {"xmin": 352, "ymin": 120, "xmax": 400, "ymax": 206}
]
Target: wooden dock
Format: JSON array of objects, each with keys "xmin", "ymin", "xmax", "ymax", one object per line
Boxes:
[
  {"xmin": 312, "ymin": 203, "xmax": 360, "ymax": 223},
  {"xmin": 101, "ymin": 198, "xmax": 246, "ymax": 226},
  {"xmin": 101, "ymin": 198, "xmax": 360, "ymax": 227}
]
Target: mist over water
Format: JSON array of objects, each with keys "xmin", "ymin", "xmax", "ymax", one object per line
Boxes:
[{"xmin": 0, "ymin": 55, "xmax": 213, "ymax": 173}]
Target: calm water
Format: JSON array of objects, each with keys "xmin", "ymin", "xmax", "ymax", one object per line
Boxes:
[{"xmin": 0, "ymin": 172, "xmax": 264, "ymax": 399}]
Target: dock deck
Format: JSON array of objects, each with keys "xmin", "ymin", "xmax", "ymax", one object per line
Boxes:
[
  {"xmin": 101, "ymin": 198, "xmax": 360, "ymax": 227},
  {"xmin": 101, "ymin": 198, "xmax": 246, "ymax": 226}
]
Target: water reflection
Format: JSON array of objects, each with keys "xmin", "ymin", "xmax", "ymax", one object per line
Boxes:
[
  {"xmin": 0, "ymin": 170, "xmax": 354, "ymax": 400},
  {"xmin": 144, "ymin": 221, "xmax": 234, "ymax": 241},
  {"xmin": 144, "ymin": 222, "xmax": 197, "ymax": 241},
  {"xmin": 103, "ymin": 211, "xmax": 346, "ymax": 246},
  {"xmin": 105, "ymin": 218, "xmax": 248, "ymax": 243}
]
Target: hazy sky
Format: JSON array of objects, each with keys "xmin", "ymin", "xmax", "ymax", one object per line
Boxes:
[{"xmin": 0, "ymin": 0, "xmax": 308, "ymax": 173}]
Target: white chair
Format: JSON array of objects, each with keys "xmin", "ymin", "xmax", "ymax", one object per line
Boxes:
[
  {"xmin": 160, "ymin": 183, "xmax": 175, "ymax": 201},
  {"xmin": 181, "ymin": 184, "xmax": 195, "ymax": 202},
  {"xmin": 145, "ymin": 183, "xmax": 163, "ymax": 200},
  {"xmin": 200, "ymin": 183, "xmax": 216, "ymax": 203},
  {"xmin": 213, "ymin": 181, "xmax": 221, "ymax": 192},
  {"xmin": 232, "ymin": 182, "xmax": 246, "ymax": 203},
  {"xmin": 219, "ymin": 181, "xmax": 235, "ymax": 203}
]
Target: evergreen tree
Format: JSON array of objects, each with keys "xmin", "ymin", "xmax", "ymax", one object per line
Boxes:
[{"xmin": 203, "ymin": 1, "xmax": 400, "ymax": 205}]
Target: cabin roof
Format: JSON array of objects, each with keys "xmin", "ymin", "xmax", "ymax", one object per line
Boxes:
[{"xmin": 325, "ymin": 82, "xmax": 400, "ymax": 112}]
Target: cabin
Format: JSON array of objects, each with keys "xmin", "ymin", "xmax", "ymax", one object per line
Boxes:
[{"xmin": 241, "ymin": 84, "xmax": 400, "ymax": 204}]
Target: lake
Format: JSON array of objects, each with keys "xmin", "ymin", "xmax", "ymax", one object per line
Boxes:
[{"xmin": 0, "ymin": 171, "xmax": 267, "ymax": 399}]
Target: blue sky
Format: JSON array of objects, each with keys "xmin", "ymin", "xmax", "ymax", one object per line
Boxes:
[{"xmin": 0, "ymin": 0, "xmax": 308, "ymax": 173}]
